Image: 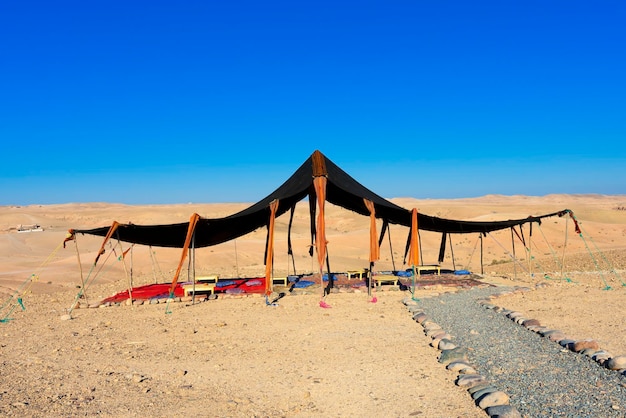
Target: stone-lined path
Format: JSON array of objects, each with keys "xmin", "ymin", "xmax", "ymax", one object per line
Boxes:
[{"xmin": 409, "ymin": 286, "xmax": 626, "ymax": 417}]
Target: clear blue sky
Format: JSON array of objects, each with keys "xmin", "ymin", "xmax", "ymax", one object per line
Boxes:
[{"xmin": 1, "ymin": 1, "xmax": 624, "ymax": 205}]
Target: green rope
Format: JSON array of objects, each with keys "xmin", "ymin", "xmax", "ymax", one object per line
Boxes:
[
  {"xmin": 576, "ymin": 232, "xmax": 611, "ymax": 290},
  {"xmin": 579, "ymin": 225, "xmax": 625, "ymax": 287},
  {"xmin": 165, "ymin": 291, "xmax": 174, "ymax": 314},
  {"xmin": 536, "ymin": 224, "xmax": 574, "ymax": 282},
  {"xmin": 410, "ymin": 265, "xmax": 419, "ymax": 302},
  {"xmin": 527, "ymin": 238, "xmax": 576, "ymax": 283},
  {"xmin": 570, "ymin": 215, "xmax": 615, "ymax": 290},
  {"xmin": 1, "ymin": 274, "xmax": 38, "ymax": 323},
  {"xmin": 67, "ymin": 248, "xmax": 119, "ymax": 315}
]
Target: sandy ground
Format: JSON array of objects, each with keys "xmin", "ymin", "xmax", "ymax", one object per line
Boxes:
[{"xmin": 1, "ymin": 195, "xmax": 625, "ymax": 417}]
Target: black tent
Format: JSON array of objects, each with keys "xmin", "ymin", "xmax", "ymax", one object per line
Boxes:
[
  {"xmin": 74, "ymin": 150, "xmax": 573, "ymax": 247},
  {"xmin": 69, "ymin": 150, "xmax": 577, "ymax": 297}
]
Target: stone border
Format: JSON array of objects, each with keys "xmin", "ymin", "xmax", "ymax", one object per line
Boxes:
[
  {"xmin": 479, "ymin": 284, "xmax": 626, "ymax": 376},
  {"xmin": 403, "ymin": 295, "xmax": 522, "ymax": 418}
]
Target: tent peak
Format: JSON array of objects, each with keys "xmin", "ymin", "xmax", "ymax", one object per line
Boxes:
[{"xmin": 311, "ymin": 150, "xmax": 327, "ymax": 177}]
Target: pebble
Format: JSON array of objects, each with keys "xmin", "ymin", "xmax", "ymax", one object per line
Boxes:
[
  {"xmin": 455, "ymin": 374, "xmax": 487, "ymax": 388},
  {"xmin": 467, "ymin": 382, "xmax": 495, "ymax": 394},
  {"xmin": 438, "ymin": 339, "xmax": 457, "ymax": 350},
  {"xmin": 485, "ymin": 404, "xmax": 522, "ymax": 418},
  {"xmin": 547, "ymin": 332, "xmax": 567, "ymax": 342},
  {"xmin": 471, "ymin": 386, "xmax": 498, "ymax": 400},
  {"xmin": 572, "ymin": 339, "xmax": 600, "ymax": 352},
  {"xmin": 522, "ymin": 319, "xmax": 541, "ymax": 328},
  {"xmin": 477, "ymin": 391, "xmax": 510, "ymax": 409},
  {"xmin": 606, "ymin": 355, "xmax": 626, "ymax": 370},
  {"xmin": 438, "ymin": 347, "xmax": 468, "ymax": 365},
  {"xmin": 447, "ymin": 361, "xmax": 474, "ymax": 372},
  {"xmin": 413, "ymin": 312, "xmax": 428, "ymax": 323}
]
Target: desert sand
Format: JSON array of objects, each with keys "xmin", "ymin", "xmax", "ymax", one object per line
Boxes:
[{"xmin": 1, "ymin": 195, "xmax": 625, "ymax": 417}]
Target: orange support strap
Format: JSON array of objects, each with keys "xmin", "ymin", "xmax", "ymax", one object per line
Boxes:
[
  {"xmin": 264, "ymin": 200, "xmax": 279, "ymax": 295},
  {"xmin": 94, "ymin": 221, "xmax": 120, "ymax": 266},
  {"xmin": 409, "ymin": 209, "xmax": 419, "ymax": 267},
  {"xmin": 364, "ymin": 199, "xmax": 380, "ymax": 263},
  {"xmin": 170, "ymin": 213, "xmax": 201, "ymax": 295},
  {"xmin": 314, "ymin": 177, "xmax": 328, "ymax": 270}
]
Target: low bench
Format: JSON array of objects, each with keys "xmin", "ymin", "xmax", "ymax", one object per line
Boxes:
[
  {"xmin": 347, "ymin": 269, "xmax": 368, "ymax": 280},
  {"xmin": 272, "ymin": 277, "xmax": 289, "ymax": 286},
  {"xmin": 416, "ymin": 265, "xmax": 441, "ymax": 276},
  {"xmin": 182, "ymin": 283, "xmax": 215, "ymax": 296},
  {"xmin": 373, "ymin": 274, "xmax": 399, "ymax": 286}
]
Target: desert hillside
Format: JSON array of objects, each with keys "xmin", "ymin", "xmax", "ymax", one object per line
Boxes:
[{"xmin": 1, "ymin": 194, "xmax": 625, "ymax": 298}]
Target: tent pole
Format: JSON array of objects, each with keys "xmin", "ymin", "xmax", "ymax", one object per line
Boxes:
[
  {"xmin": 387, "ymin": 224, "xmax": 396, "ymax": 272},
  {"xmin": 114, "ymin": 231, "xmax": 132, "ymax": 306},
  {"xmin": 418, "ymin": 229, "xmax": 423, "ymax": 267},
  {"xmin": 480, "ymin": 234, "xmax": 484, "ymax": 275},
  {"xmin": 191, "ymin": 231, "xmax": 196, "ymax": 305},
  {"xmin": 130, "ymin": 244, "xmax": 134, "ymax": 289},
  {"xmin": 528, "ymin": 223, "xmax": 533, "ymax": 277},
  {"xmin": 511, "ymin": 228, "xmax": 517, "ymax": 280},
  {"xmin": 73, "ymin": 237, "xmax": 87, "ymax": 303},
  {"xmin": 448, "ymin": 233, "xmax": 456, "ymax": 271},
  {"xmin": 561, "ymin": 216, "xmax": 569, "ymax": 279}
]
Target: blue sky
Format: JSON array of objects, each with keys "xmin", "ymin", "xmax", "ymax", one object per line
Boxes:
[{"xmin": 1, "ymin": 1, "xmax": 624, "ymax": 205}]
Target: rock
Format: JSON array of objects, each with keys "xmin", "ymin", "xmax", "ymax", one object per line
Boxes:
[
  {"xmin": 403, "ymin": 297, "xmax": 418, "ymax": 306},
  {"xmin": 522, "ymin": 318, "xmax": 541, "ymax": 327},
  {"xmin": 438, "ymin": 347, "xmax": 468, "ymax": 365},
  {"xmin": 413, "ymin": 312, "xmax": 428, "ymax": 323},
  {"xmin": 478, "ymin": 391, "xmax": 510, "ymax": 409},
  {"xmin": 548, "ymin": 332, "xmax": 568, "ymax": 343},
  {"xmin": 592, "ymin": 350, "xmax": 612, "ymax": 364},
  {"xmin": 580, "ymin": 348, "xmax": 598, "ymax": 357},
  {"xmin": 425, "ymin": 328, "xmax": 445, "ymax": 338},
  {"xmin": 447, "ymin": 361, "xmax": 474, "ymax": 372},
  {"xmin": 438, "ymin": 339, "xmax": 457, "ymax": 351},
  {"xmin": 559, "ymin": 338, "xmax": 575, "ymax": 348},
  {"xmin": 506, "ymin": 311, "xmax": 523, "ymax": 320},
  {"xmin": 572, "ymin": 339, "xmax": 600, "ymax": 352},
  {"xmin": 430, "ymin": 337, "xmax": 443, "ymax": 348},
  {"xmin": 539, "ymin": 329, "xmax": 562, "ymax": 337},
  {"xmin": 60, "ymin": 314, "xmax": 72, "ymax": 321},
  {"xmin": 467, "ymin": 382, "xmax": 494, "ymax": 394},
  {"xmin": 471, "ymin": 386, "xmax": 497, "ymax": 400},
  {"xmin": 423, "ymin": 322, "xmax": 442, "ymax": 332},
  {"xmin": 606, "ymin": 355, "xmax": 626, "ymax": 370},
  {"xmin": 525, "ymin": 325, "xmax": 544, "ymax": 332},
  {"xmin": 420, "ymin": 319, "xmax": 436, "ymax": 328},
  {"xmin": 456, "ymin": 374, "xmax": 487, "ymax": 388},
  {"xmin": 458, "ymin": 366, "xmax": 478, "ymax": 374},
  {"xmin": 433, "ymin": 332, "xmax": 451, "ymax": 341},
  {"xmin": 407, "ymin": 305, "xmax": 422, "ymax": 313},
  {"xmin": 485, "ymin": 404, "xmax": 522, "ymax": 418}
]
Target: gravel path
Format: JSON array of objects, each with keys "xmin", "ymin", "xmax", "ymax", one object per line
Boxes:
[{"xmin": 417, "ymin": 287, "xmax": 626, "ymax": 417}]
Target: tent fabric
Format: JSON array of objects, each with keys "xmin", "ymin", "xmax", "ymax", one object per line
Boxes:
[{"xmin": 73, "ymin": 150, "xmax": 574, "ymax": 248}]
